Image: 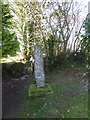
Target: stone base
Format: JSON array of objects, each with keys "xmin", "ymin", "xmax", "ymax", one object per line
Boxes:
[{"xmin": 28, "ymin": 84, "xmax": 53, "ymax": 97}]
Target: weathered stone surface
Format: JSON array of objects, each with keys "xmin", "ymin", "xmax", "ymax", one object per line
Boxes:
[{"xmin": 34, "ymin": 45, "xmax": 45, "ymax": 87}]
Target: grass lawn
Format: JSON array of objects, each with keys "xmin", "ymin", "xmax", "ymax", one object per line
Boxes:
[{"xmin": 18, "ymin": 81, "xmax": 88, "ymax": 118}]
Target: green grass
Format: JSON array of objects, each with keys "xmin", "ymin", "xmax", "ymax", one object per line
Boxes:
[
  {"xmin": 63, "ymin": 92, "xmax": 88, "ymax": 118},
  {"xmin": 18, "ymin": 82, "xmax": 88, "ymax": 118}
]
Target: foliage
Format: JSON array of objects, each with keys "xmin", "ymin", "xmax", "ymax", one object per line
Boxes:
[
  {"xmin": 10, "ymin": 1, "xmax": 43, "ymax": 60},
  {"xmin": 2, "ymin": 1, "xmax": 89, "ymax": 70},
  {"xmin": 40, "ymin": 1, "xmax": 87, "ymax": 69},
  {"xmin": 2, "ymin": 62, "xmax": 25, "ymax": 78},
  {"xmin": 10, "ymin": 1, "xmax": 30, "ymax": 60},
  {"xmin": 9, "ymin": 1, "xmax": 83, "ymax": 54},
  {"xmin": 80, "ymin": 17, "xmax": 90, "ymax": 69},
  {"xmin": 47, "ymin": 35, "xmax": 57, "ymax": 70},
  {"xmin": 1, "ymin": 3, "xmax": 19, "ymax": 57},
  {"xmin": 81, "ymin": 18, "xmax": 90, "ymax": 54}
]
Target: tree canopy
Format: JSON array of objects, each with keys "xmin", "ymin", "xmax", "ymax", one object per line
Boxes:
[{"xmin": 1, "ymin": 0, "xmax": 89, "ymax": 69}]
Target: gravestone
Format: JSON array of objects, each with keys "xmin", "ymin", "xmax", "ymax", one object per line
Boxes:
[{"xmin": 34, "ymin": 45, "xmax": 45, "ymax": 87}]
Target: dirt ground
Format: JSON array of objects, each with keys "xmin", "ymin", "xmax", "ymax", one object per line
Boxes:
[{"xmin": 2, "ymin": 67, "xmax": 88, "ymax": 118}]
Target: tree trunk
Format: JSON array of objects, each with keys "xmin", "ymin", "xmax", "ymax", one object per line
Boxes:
[{"xmin": 34, "ymin": 45, "xmax": 45, "ymax": 87}]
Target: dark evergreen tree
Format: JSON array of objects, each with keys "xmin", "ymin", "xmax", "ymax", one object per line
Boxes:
[{"xmin": 1, "ymin": 3, "xmax": 19, "ymax": 57}]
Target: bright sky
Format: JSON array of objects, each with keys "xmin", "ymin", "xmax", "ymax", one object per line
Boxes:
[
  {"xmin": 7, "ymin": 0, "xmax": 90, "ymax": 51},
  {"xmin": 8, "ymin": 0, "xmax": 90, "ymax": 12},
  {"xmin": 8, "ymin": 0, "xmax": 90, "ymax": 21},
  {"xmin": 8, "ymin": 0, "xmax": 90, "ymax": 5}
]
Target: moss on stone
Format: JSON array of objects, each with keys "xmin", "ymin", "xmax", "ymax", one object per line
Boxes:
[{"xmin": 28, "ymin": 84, "xmax": 53, "ymax": 97}]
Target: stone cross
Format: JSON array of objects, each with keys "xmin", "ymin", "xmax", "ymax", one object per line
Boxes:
[{"xmin": 34, "ymin": 45, "xmax": 45, "ymax": 87}]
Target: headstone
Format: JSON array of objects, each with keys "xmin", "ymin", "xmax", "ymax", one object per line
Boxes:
[{"xmin": 34, "ymin": 45, "xmax": 45, "ymax": 87}]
